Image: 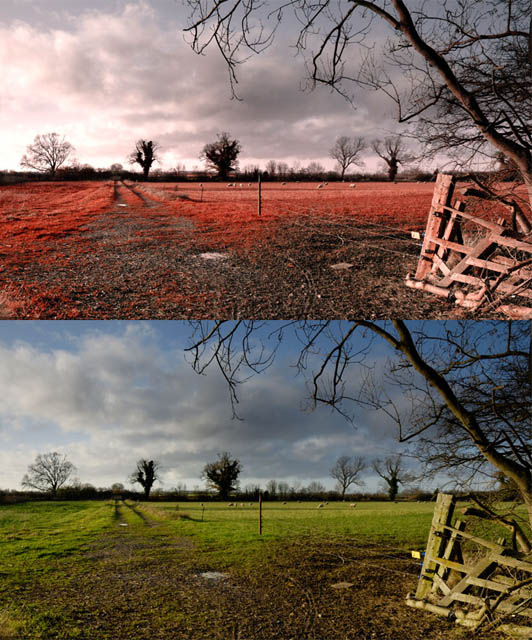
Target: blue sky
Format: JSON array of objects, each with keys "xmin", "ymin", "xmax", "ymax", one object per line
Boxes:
[
  {"xmin": 0, "ymin": 320, "xmax": 430, "ymax": 493},
  {"xmin": 1, "ymin": 320, "xmax": 517, "ymax": 494},
  {"xmin": 0, "ymin": 0, "xmax": 417, "ymax": 173}
]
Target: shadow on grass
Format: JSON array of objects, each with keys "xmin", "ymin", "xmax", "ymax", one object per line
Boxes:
[
  {"xmin": 122, "ymin": 501, "xmax": 150, "ymax": 524},
  {"xmin": 177, "ymin": 513, "xmax": 202, "ymax": 522}
]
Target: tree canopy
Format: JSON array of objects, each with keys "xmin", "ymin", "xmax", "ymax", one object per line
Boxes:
[
  {"xmin": 329, "ymin": 136, "xmax": 366, "ymax": 179},
  {"xmin": 330, "ymin": 455, "xmax": 366, "ymax": 498},
  {"xmin": 20, "ymin": 133, "xmax": 74, "ymax": 177},
  {"xmin": 129, "ymin": 140, "xmax": 160, "ymax": 179},
  {"xmin": 185, "ymin": 1, "xmax": 532, "ymax": 209},
  {"xmin": 200, "ymin": 132, "xmax": 241, "ymax": 178},
  {"xmin": 21, "ymin": 452, "xmax": 76, "ymax": 496},
  {"xmin": 186, "ymin": 320, "xmax": 532, "ymax": 525},
  {"xmin": 130, "ymin": 459, "xmax": 161, "ymax": 499},
  {"xmin": 373, "ymin": 456, "xmax": 415, "ymax": 501},
  {"xmin": 202, "ymin": 452, "xmax": 242, "ymax": 499},
  {"xmin": 372, "ymin": 137, "xmax": 414, "ymax": 181}
]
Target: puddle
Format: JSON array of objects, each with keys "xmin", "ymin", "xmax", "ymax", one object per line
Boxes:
[
  {"xmin": 199, "ymin": 571, "xmax": 229, "ymax": 581},
  {"xmin": 199, "ymin": 252, "xmax": 228, "ymax": 261},
  {"xmin": 118, "ymin": 204, "xmax": 128, "ymax": 207},
  {"xmin": 119, "ymin": 523, "xmax": 128, "ymax": 527}
]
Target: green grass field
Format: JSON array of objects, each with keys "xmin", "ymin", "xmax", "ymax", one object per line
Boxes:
[{"xmin": 0, "ymin": 499, "xmax": 509, "ymax": 639}]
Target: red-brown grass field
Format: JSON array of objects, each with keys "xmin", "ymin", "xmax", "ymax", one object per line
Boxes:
[{"xmin": 0, "ymin": 179, "xmax": 521, "ymax": 318}]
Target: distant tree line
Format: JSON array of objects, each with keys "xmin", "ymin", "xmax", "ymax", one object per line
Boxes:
[
  {"xmin": 10, "ymin": 132, "xmax": 510, "ymax": 183},
  {"xmin": 8, "ymin": 129, "xmax": 521, "ymax": 185},
  {"xmin": 5, "ymin": 450, "xmax": 519, "ymax": 506}
]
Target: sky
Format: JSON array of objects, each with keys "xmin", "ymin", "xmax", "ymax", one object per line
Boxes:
[
  {"xmin": 0, "ymin": 0, "xmax": 417, "ymax": 174},
  {"xmin": 0, "ymin": 320, "xmax": 440, "ymax": 494}
]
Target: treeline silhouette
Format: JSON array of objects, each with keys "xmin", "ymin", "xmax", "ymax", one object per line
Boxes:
[
  {"xmin": 1, "ymin": 165, "xmax": 518, "ymax": 186},
  {"xmin": 0, "ymin": 165, "xmax": 439, "ymax": 185},
  {"xmin": 0, "ymin": 485, "xmax": 515, "ymax": 505}
]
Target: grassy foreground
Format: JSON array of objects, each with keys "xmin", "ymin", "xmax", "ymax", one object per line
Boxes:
[{"xmin": 0, "ymin": 499, "xmax": 497, "ymax": 639}]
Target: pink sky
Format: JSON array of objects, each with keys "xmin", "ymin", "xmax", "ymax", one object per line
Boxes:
[{"xmin": 1, "ymin": 1, "xmax": 413, "ymax": 173}]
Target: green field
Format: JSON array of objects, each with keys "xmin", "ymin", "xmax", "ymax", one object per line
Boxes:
[{"xmin": 0, "ymin": 499, "xmax": 496, "ymax": 639}]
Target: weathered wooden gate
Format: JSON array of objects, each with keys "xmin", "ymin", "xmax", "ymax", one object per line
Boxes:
[
  {"xmin": 407, "ymin": 493, "xmax": 532, "ymax": 636},
  {"xmin": 406, "ymin": 174, "xmax": 532, "ymax": 317}
]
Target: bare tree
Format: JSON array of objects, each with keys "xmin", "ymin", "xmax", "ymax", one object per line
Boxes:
[
  {"xmin": 330, "ymin": 455, "xmax": 366, "ymax": 498},
  {"xmin": 185, "ymin": 1, "xmax": 532, "ymax": 210},
  {"xmin": 373, "ymin": 455, "xmax": 414, "ymax": 500},
  {"xmin": 185, "ymin": 320, "xmax": 532, "ymax": 529},
  {"xmin": 22, "ymin": 452, "xmax": 76, "ymax": 496},
  {"xmin": 202, "ymin": 452, "xmax": 242, "ymax": 499},
  {"xmin": 200, "ymin": 132, "xmax": 242, "ymax": 179},
  {"xmin": 265, "ymin": 160, "xmax": 278, "ymax": 177},
  {"xmin": 330, "ymin": 136, "xmax": 365, "ymax": 179},
  {"xmin": 129, "ymin": 140, "xmax": 160, "ymax": 179},
  {"xmin": 20, "ymin": 133, "xmax": 74, "ymax": 177},
  {"xmin": 130, "ymin": 459, "xmax": 160, "ymax": 499},
  {"xmin": 372, "ymin": 137, "xmax": 414, "ymax": 181}
]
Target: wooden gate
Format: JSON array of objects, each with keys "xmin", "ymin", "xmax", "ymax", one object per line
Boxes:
[
  {"xmin": 407, "ymin": 493, "xmax": 532, "ymax": 636},
  {"xmin": 406, "ymin": 174, "xmax": 532, "ymax": 317}
]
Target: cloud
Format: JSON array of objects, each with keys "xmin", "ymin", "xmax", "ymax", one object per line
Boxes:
[
  {"xmin": 1, "ymin": 1, "xmax": 401, "ymax": 170},
  {"xmin": 0, "ymin": 324, "xmax": 404, "ymax": 490}
]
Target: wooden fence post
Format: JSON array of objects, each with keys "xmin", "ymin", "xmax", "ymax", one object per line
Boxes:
[
  {"xmin": 258, "ymin": 493, "xmax": 263, "ymax": 535},
  {"xmin": 414, "ymin": 174, "xmax": 456, "ymax": 281},
  {"xmin": 415, "ymin": 493, "xmax": 455, "ymax": 600},
  {"xmin": 258, "ymin": 172, "xmax": 262, "ymax": 217}
]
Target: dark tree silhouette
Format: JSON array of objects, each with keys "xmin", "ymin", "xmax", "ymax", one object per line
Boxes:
[
  {"xmin": 202, "ymin": 452, "xmax": 242, "ymax": 499},
  {"xmin": 185, "ymin": 1, "xmax": 532, "ymax": 210},
  {"xmin": 200, "ymin": 132, "xmax": 241, "ymax": 179},
  {"xmin": 185, "ymin": 320, "xmax": 532, "ymax": 529},
  {"xmin": 330, "ymin": 136, "xmax": 365, "ymax": 180},
  {"xmin": 330, "ymin": 455, "xmax": 366, "ymax": 498},
  {"xmin": 372, "ymin": 137, "xmax": 414, "ymax": 181},
  {"xmin": 20, "ymin": 133, "xmax": 74, "ymax": 177},
  {"xmin": 373, "ymin": 456, "xmax": 414, "ymax": 501},
  {"xmin": 129, "ymin": 140, "xmax": 160, "ymax": 179},
  {"xmin": 22, "ymin": 452, "xmax": 76, "ymax": 496},
  {"xmin": 130, "ymin": 459, "xmax": 160, "ymax": 499}
]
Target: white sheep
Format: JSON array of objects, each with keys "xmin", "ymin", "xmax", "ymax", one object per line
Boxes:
[
  {"xmin": 349, "ymin": 184, "xmax": 356, "ymax": 188},
  {"xmin": 318, "ymin": 503, "xmax": 324, "ymax": 508},
  {"xmin": 350, "ymin": 503, "xmax": 357, "ymax": 508},
  {"xmin": 228, "ymin": 502, "xmax": 235, "ymax": 507},
  {"xmin": 227, "ymin": 183, "xmax": 234, "ymax": 188},
  {"xmin": 317, "ymin": 184, "xmax": 323, "ymax": 189}
]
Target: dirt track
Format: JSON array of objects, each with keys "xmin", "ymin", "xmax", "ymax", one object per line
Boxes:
[
  {"xmin": 0, "ymin": 180, "xmax": 466, "ymax": 318},
  {"xmin": 24, "ymin": 527, "xmax": 484, "ymax": 640}
]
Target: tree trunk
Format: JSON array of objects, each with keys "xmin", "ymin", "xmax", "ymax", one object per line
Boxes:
[
  {"xmin": 388, "ymin": 160, "xmax": 398, "ymax": 182},
  {"xmin": 389, "ymin": 320, "xmax": 532, "ymax": 530},
  {"xmin": 390, "ymin": 0, "xmax": 532, "ymax": 211},
  {"xmin": 525, "ymin": 174, "xmax": 532, "ymax": 213}
]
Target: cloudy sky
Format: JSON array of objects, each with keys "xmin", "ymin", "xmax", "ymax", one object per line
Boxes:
[
  {"xmin": 1, "ymin": 0, "xmax": 409, "ymax": 173},
  {"xmin": 0, "ymin": 320, "xmax": 433, "ymax": 493}
]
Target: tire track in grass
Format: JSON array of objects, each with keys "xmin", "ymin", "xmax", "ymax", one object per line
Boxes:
[{"xmin": 114, "ymin": 499, "xmax": 156, "ymax": 528}]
